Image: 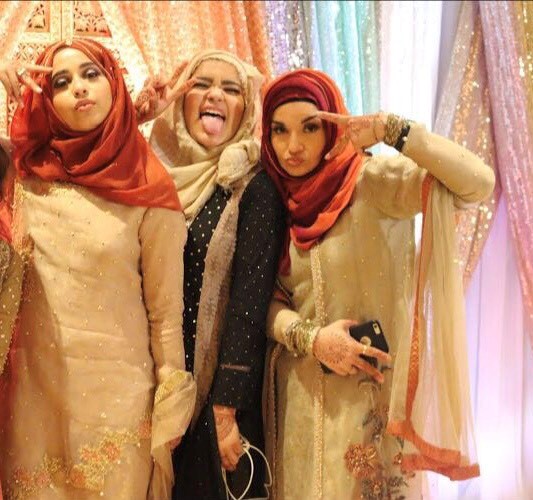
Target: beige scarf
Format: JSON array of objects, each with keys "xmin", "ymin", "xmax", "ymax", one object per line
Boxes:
[
  {"xmin": 149, "ymin": 50, "xmax": 263, "ymax": 427},
  {"xmin": 150, "ymin": 49, "xmax": 263, "ymax": 222}
]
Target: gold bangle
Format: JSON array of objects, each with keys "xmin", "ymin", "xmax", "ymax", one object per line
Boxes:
[
  {"xmin": 284, "ymin": 319, "xmax": 320, "ymax": 356},
  {"xmin": 383, "ymin": 113, "xmax": 408, "ymax": 147}
]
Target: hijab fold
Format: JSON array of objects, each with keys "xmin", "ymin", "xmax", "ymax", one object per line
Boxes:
[
  {"xmin": 10, "ymin": 39, "xmax": 180, "ymax": 211},
  {"xmin": 150, "ymin": 49, "xmax": 263, "ymax": 222},
  {"xmin": 261, "ymin": 69, "xmax": 363, "ymax": 275}
]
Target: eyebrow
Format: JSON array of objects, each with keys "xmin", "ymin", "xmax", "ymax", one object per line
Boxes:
[
  {"xmin": 51, "ymin": 61, "xmax": 98, "ymax": 80},
  {"xmin": 195, "ymin": 76, "xmax": 241, "ymax": 87},
  {"xmin": 302, "ymin": 115, "xmax": 319, "ymax": 124},
  {"xmin": 270, "ymin": 115, "xmax": 319, "ymax": 126}
]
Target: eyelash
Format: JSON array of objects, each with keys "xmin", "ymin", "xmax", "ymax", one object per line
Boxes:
[
  {"xmin": 271, "ymin": 125, "xmax": 286, "ymax": 135},
  {"xmin": 304, "ymin": 123, "xmax": 321, "ymax": 133},
  {"xmin": 192, "ymin": 82, "xmax": 241, "ymax": 95},
  {"xmin": 271, "ymin": 123, "xmax": 321, "ymax": 135},
  {"xmin": 52, "ymin": 67, "xmax": 102, "ymax": 90}
]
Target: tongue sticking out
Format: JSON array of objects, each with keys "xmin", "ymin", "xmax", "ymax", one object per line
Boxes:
[{"xmin": 201, "ymin": 115, "xmax": 224, "ymax": 135}]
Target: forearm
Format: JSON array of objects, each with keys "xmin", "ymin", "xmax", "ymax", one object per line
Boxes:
[{"xmin": 401, "ymin": 122, "xmax": 495, "ymax": 203}]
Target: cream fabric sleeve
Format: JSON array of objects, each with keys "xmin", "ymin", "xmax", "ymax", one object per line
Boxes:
[
  {"xmin": 402, "ymin": 122, "xmax": 495, "ymax": 204},
  {"xmin": 267, "ymin": 298, "xmax": 302, "ymax": 346},
  {"xmin": 139, "ymin": 208, "xmax": 196, "ymax": 500},
  {"xmin": 359, "ymin": 122, "xmax": 495, "ymax": 218},
  {"xmin": 0, "ymin": 246, "xmax": 22, "ymax": 374}
]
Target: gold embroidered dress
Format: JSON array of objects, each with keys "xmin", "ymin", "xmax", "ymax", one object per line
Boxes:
[
  {"xmin": 266, "ymin": 123, "xmax": 494, "ymax": 500},
  {"xmin": 0, "ymin": 179, "xmax": 195, "ymax": 500}
]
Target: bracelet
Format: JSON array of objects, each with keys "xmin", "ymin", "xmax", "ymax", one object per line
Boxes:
[
  {"xmin": 383, "ymin": 113, "xmax": 410, "ymax": 151},
  {"xmin": 284, "ymin": 319, "xmax": 320, "ymax": 356}
]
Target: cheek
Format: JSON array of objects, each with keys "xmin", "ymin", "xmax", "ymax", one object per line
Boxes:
[
  {"xmin": 100, "ymin": 81, "xmax": 113, "ymax": 116},
  {"xmin": 183, "ymin": 93, "xmax": 198, "ymax": 132},
  {"xmin": 228, "ymin": 98, "xmax": 244, "ymax": 128},
  {"xmin": 51, "ymin": 93, "xmax": 70, "ymax": 118},
  {"xmin": 270, "ymin": 136, "xmax": 285, "ymax": 162}
]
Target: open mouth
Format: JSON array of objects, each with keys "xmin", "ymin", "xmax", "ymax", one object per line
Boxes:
[{"xmin": 199, "ymin": 109, "xmax": 226, "ymax": 135}]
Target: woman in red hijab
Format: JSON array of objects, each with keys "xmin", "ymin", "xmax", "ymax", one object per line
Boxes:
[
  {"xmin": 0, "ymin": 39, "xmax": 195, "ymax": 500},
  {"xmin": 261, "ymin": 69, "xmax": 495, "ymax": 499}
]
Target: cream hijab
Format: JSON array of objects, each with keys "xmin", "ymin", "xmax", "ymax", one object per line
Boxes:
[{"xmin": 150, "ymin": 49, "xmax": 264, "ymax": 221}]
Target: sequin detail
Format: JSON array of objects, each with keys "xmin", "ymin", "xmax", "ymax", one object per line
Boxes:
[{"xmin": 6, "ymin": 419, "xmax": 151, "ymax": 499}]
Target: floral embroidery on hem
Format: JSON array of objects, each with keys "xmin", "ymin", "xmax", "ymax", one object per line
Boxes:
[
  {"xmin": 344, "ymin": 404, "xmax": 413, "ymax": 500},
  {"xmin": 6, "ymin": 418, "xmax": 151, "ymax": 500}
]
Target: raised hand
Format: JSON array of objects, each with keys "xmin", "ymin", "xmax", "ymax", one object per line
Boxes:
[
  {"xmin": 213, "ymin": 404, "xmax": 243, "ymax": 472},
  {"xmin": 0, "ymin": 60, "xmax": 53, "ymax": 106},
  {"xmin": 312, "ymin": 319, "xmax": 392, "ymax": 381},
  {"xmin": 135, "ymin": 61, "xmax": 196, "ymax": 124},
  {"xmin": 315, "ymin": 111, "xmax": 387, "ymax": 159}
]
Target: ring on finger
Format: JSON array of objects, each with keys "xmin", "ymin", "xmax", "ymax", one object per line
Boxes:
[
  {"xmin": 362, "ymin": 345, "xmax": 368, "ymax": 355},
  {"xmin": 16, "ymin": 67, "xmax": 27, "ymax": 78}
]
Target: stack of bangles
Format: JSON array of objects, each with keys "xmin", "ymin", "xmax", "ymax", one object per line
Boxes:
[
  {"xmin": 284, "ymin": 319, "xmax": 320, "ymax": 356},
  {"xmin": 383, "ymin": 113, "xmax": 411, "ymax": 152}
]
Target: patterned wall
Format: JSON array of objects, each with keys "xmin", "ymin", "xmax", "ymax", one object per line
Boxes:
[{"xmin": 0, "ymin": 1, "xmax": 136, "ymax": 134}]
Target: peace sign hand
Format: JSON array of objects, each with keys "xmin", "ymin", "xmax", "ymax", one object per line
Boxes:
[
  {"xmin": 135, "ymin": 61, "xmax": 196, "ymax": 124},
  {"xmin": 0, "ymin": 61, "xmax": 52, "ymax": 106},
  {"xmin": 316, "ymin": 111, "xmax": 387, "ymax": 160}
]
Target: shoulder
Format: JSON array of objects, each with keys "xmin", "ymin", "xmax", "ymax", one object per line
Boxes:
[{"xmin": 240, "ymin": 168, "xmax": 284, "ymax": 213}]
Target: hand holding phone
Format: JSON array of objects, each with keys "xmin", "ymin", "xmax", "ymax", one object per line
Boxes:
[{"xmin": 318, "ymin": 319, "xmax": 389, "ymax": 375}]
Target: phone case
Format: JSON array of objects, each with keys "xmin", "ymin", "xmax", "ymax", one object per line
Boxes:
[
  {"xmin": 348, "ymin": 320, "xmax": 389, "ymax": 367},
  {"xmin": 320, "ymin": 320, "xmax": 388, "ymax": 374}
]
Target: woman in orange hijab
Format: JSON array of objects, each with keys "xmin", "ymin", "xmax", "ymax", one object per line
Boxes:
[
  {"xmin": 261, "ymin": 69, "xmax": 495, "ymax": 499},
  {"xmin": 0, "ymin": 39, "xmax": 195, "ymax": 500}
]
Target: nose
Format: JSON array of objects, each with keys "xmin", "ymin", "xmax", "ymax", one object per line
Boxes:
[
  {"xmin": 71, "ymin": 76, "xmax": 88, "ymax": 98},
  {"xmin": 206, "ymin": 85, "xmax": 223, "ymax": 102},
  {"xmin": 287, "ymin": 132, "xmax": 303, "ymax": 155}
]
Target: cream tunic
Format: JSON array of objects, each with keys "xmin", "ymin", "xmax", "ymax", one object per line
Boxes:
[
  {"xmin": 0, "ymin": 180, "xmax": 194, "ymax": 500},
  {"xmin": 268, "ymin": 124, "xmax": 494, "ymax": 500}
]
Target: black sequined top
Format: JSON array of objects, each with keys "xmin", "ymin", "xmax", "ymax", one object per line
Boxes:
[{"xmin": 182, "ymin": 169, "xmax": 285, "ymax": 410}]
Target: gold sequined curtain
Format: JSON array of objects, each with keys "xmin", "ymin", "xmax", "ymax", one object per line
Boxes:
[
  {"xmin": 99, "ymin": 1, "xmax": 273, "ymax": 82},
  {"xmin": 0, "ymin": 1, "xmax": 274, "ymax": 135},
  {"xmin": 434, "ymin": 1, "xmax": 500, "ymax": 286}
]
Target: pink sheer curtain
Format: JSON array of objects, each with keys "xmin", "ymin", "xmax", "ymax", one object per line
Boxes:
[
  {"xmin": 430, "ymin": 1, "xmax": 533, "ymax": 497},
  {"xmin": 480, "ymin": 2, "xmax": 533, "ymax": 338}
]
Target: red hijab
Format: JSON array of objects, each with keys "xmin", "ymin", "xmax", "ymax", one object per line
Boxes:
[
  {"xmin": 261, "ymin": 69, "xmax": 363, "ymax": 275},
  {"xmin": 10, "ymin": 39, "xmax": 180, "ymax": 211}
]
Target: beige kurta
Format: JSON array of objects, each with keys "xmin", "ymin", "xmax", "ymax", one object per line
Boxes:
[
  {"xmin": 267, "ymin": 124, "xmax": 494, "ymax": 500},
  {"xmin": 0, "ymin": 179, "xmax": 195, "ymax": 500}
]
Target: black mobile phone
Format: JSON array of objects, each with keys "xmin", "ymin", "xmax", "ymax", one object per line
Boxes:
[
  {"xmin": 349, "ymin": 320, "xmax": 388, "ymax": 367},
  {"xmin": 320, "ymin": 320, "xmax": 389, "ymax": 374}
]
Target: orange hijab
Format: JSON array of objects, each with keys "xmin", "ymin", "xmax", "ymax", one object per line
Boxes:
[
  {"xmin": 261, "ymin": 69, "xmax": 363, "ymax": 274},
  {"xmin": 10, "ymin": 39, "xmax": 180, "ymax": 211}
]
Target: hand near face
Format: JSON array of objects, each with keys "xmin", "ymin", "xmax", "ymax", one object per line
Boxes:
[
  {"xmin": 0, "ymin": 60, "xmax": 52, "ymax": 106},
  {"xmin": 135, "ymin": 61, "xmax": 196, "ymax": 124},
  {"xmin": 213, "ymin": 404, "xmax": 243, "ymax": 472},
  {"xmin": 315, "ymin": 111, "xmax": 387, "ymax": 159},
  {"xmin": 312, "ymin": 319, "xmax": 392, "ymax": 381}
]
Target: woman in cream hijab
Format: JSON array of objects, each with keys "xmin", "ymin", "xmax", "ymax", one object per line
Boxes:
[{"xmin": 146, "ymin": 50, "xmax": 285, "ymax": 499}]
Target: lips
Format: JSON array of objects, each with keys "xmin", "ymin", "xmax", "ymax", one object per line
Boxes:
[
  {"xmin": 75, "ymin": 99, "xmax": 96, "ymax": 111},
  {"xmin": 285, "ymin": 157, "xmax": 304, "ymax": 167}
]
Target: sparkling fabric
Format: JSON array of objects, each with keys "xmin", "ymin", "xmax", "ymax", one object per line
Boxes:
[
  {"xmin": 301, "ymin": 1, "xmax": 380, "ymax": 114},
  {"xmin": 175, "ymin": 171, "xmax": 284, "ymax": 500},
  {"xmin": 100, "ymin": 1, "xmax": 273, "ymax": 83},
  {"xmin": 434, "ymin": 1, "xmax": 500, "ymax": 286},
  {"xmin": 480, "ymin": 2, "xmax": 533, "ymax": 330},
  {"xmin": 264, "ymin": 1, "xmax": 309, "ymax": 75}
]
